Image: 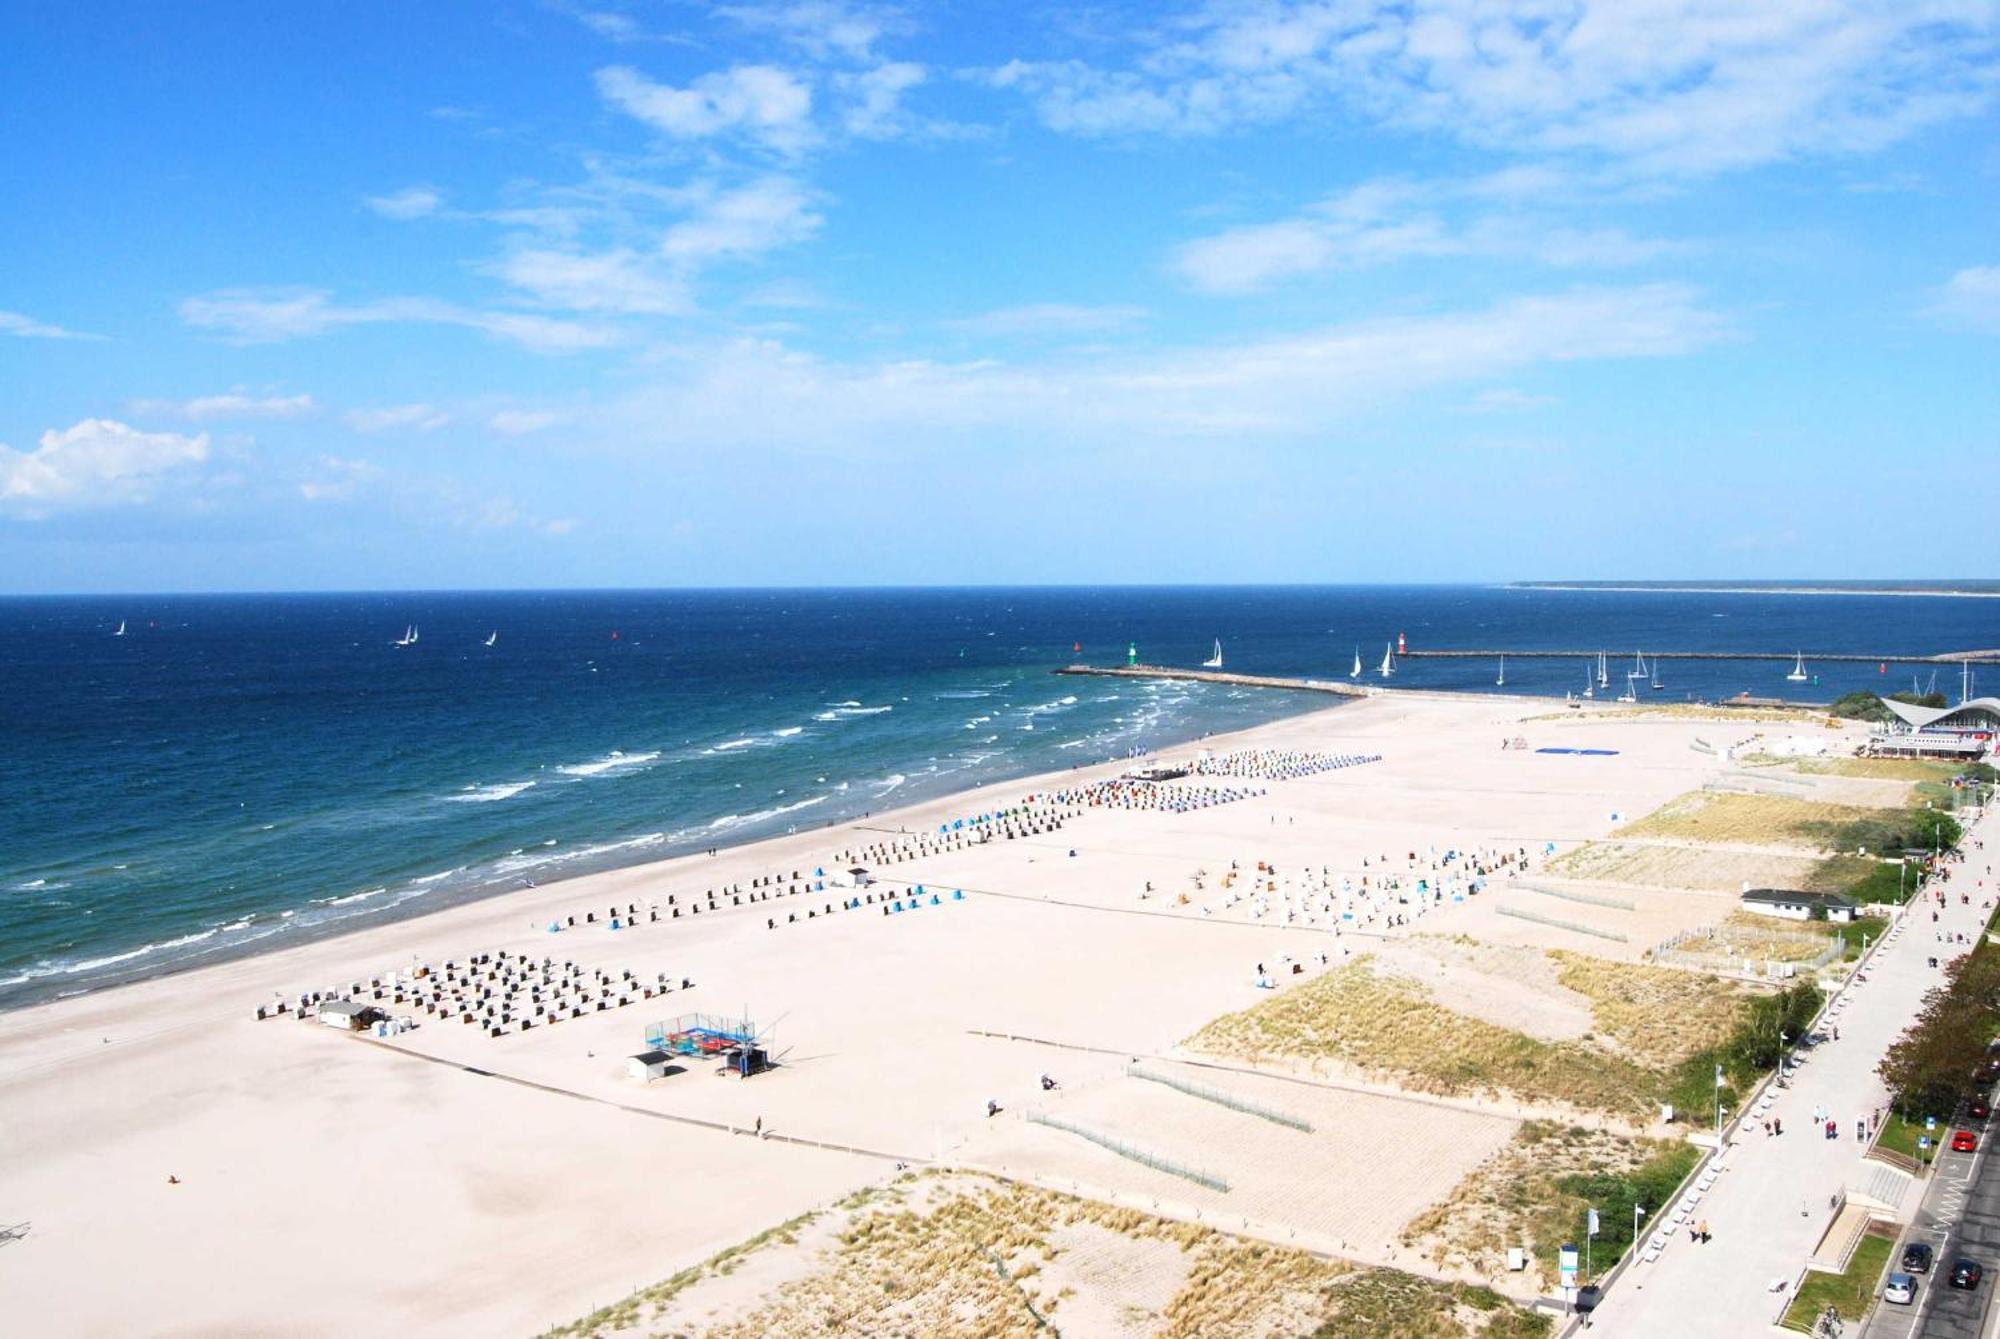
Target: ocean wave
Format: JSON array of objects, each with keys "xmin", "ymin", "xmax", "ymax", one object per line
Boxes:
[
  {"xmin": 557, "ymin": 749, "xmax": 661, "ymax": 778},
  {"xmin": 935, "ymin": 690, "xmax": 993, "ymax": 699},
  {"xmin": 772, "ymin": 726, "xmax": 804, "ymax": 737},
  {"xmin": 706, "ymin": 795, "xmax": 830, "ymax": 832},
  {"xmin": 1057, "ymin": 739, "xmax": 1088, "ymax": 749},
  {"xmin": 836, "ymin": 705, "xmax": 892, "ymax": 716},
  {"xmin": 828, "ymin": 699, "xmax": 862, "ymax": 707},
  {"xmin": 446, "ymin": 780, "xmax": 537, "ymax": 803},
  {"xmin": 709, "ymin": 738, "xmax": 758, "ymax": 752},
  {"xmin": 876, "ymin": 773, "xmax": 908, "ymax": 796}
]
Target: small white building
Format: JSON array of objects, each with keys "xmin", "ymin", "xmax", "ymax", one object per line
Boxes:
[
  {"xmin": 316, "ymin": 1000, "xmax": 373, "ymax": 1031},
  {"xmin": 1740, "ymin": 889, "xmax": 1859, "ymax": 924},
  {"xmin": 827, "ymin": 866, "xmax": 872, "ymax": 889},
  {"xmin": 627, "ymin": 1049, "xmax": 675, "ymax": 1082}
]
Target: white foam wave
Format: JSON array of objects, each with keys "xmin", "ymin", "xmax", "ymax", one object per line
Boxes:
[
  {"xmin": 557, "ymin": 749, "xmax": 661, "ymax": 778},
  {"xmin": 773, "ymin": 726, "xmax": 804, "ymax": 737},
  {"xmin": 710, "ymin": 738, "xmax": 757, "ymax": 752},
  {"xmin": 876, "ymin": 774, "xmax": 908, "ymax": 796},
  {"xmin": 446, "ymin": 780, "xmax": 537, "ymax": 804}
]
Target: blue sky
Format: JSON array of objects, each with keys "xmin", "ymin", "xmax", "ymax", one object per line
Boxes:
[{"xmin": 2, "ymin": 1, "xmax": 1996, "ymax": 592}]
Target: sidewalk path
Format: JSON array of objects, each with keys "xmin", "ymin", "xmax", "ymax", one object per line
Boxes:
[{"xmin": 1587, "ymin": 805, "xmax": 1995, "ymax": 1338}]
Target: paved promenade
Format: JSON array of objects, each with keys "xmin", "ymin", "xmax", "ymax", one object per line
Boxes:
[{"xmin": 1589, "ymin": 804, "xmax": 1994, "ymax": 1338}]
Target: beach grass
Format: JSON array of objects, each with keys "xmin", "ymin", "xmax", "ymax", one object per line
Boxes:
[
  {"xmin": 1779, "ymin": 1225, "xmax": 1896, "ymax": 1332},
  {"xmin": 1186, "ymin": 954, "xmax": 1751, "ymax": 1120},
  {"xmin": 1545, "ymin": 840, "xmax": 1819, "ymax": 893},
  {"xmin": 1404, "ymin": 1121, "xmax": 1698, "ymax": 1288},
  {"xmin": 543, "ymin": 1171, "xmax": 1550, "ymax": 1338},
  {"xmin": 1615, "ymin": 793, "xmax": 1885, "ymax": 849}
]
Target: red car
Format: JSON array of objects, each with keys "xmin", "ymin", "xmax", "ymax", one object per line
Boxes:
[
  {"xmin": 1971, "ymin": 1099, "xmax": 1992, "ymax": 1121},
  {"xmin": 1953, "ymin": 1130, "xmax": 1980, "ymax": 1153}
]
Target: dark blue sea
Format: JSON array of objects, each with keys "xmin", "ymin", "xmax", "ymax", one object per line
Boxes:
[{"xmin": 2, "ymin": 585, "xmax": 1992, "ymax": 1005}]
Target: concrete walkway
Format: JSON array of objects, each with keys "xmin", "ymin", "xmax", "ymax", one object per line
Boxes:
[{"xmin": 1587, "ymin": 804, "xmax": 1996, "ymax": 1338}]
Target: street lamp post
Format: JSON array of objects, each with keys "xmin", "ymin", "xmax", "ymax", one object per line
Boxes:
[{"xmin": 1633, "ymin": 1203, "xmax": 1647, "ymax": 1260}]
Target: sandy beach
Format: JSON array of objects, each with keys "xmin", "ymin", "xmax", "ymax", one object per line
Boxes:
[{"xmin": 0, "ymin": 688, "xmax": 1883, "ymax": 1335}]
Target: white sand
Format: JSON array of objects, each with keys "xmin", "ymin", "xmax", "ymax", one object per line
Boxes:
[{"xmin": 0, "ymin": 691, "xmax": 1869, "ymax": 1335}]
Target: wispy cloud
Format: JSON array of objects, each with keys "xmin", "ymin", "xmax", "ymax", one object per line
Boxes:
[
  {"xmin": 0, "ymin": 419, "xmax": 210, "ymax": 512},
  {"xmin": 1926, "ymin": 265, "xmax": 2000, "ymax": 333},
  {"xmin": 1468, "ymin": 387, "xmax": 1559, "ymax": 414},
  {"xmin": 659, "ymin": 177, "xmax": 823, "ymax": 264},
  {"xmin": 1171, "ymin": 176, "xmax": 1688, "ymax": 293},
  {"xmin": 488, "ymin": 409, "xmax": 561, "ymax": 435},
  {"xmin": 984, "ymin": 3, "xmax": 2000, "ymax": 175},
  {"xmin": 596, "ymin": 63, "xmax": 816, "ymax": 152},
  {"xmin": 130, "ymin": 392, "xmax": 317, "ymax": 421},
  {"xmin": 345, "ymin": 404, "xmax": 452, "ymax": 433},
  {"xmin": 0, "ymin": 309, "xmax": 104, "ymax": 341},
  {"xmin": 715, "ymin": 0, "xmax": 905, "ymax": 60},
  {"xmin": 180, "ymin": 288, "xmax": 616, "ymax": 352},
  {"xmin": 365, "ymin": 185, "xmax": 444, "ymax": 220},
  {"xmin": 492, "ymin": 247, "xmax": 691, "ymax": 314},
  {"xmin": 298, "ymin": 455, "xmax": 382, "ymax": 501},
  {"xmin": 946, "ymin": 302, "xmax": 1149, "ymax": 337}
]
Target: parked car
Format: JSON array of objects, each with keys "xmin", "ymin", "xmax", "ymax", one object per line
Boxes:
[
  {"xmin": 1950, "ymin": 1259, "xmax": 1983, "ymax": 1291},
  {"xmin": 1884, "ymin": 1272, "xmax": 1918, "ymax": 1305},
  {"xmin": 1903, "ymin": 1242, "xmax": 1935, "ymax": 1274},
  {"xmin": 1953, "ymin": 1129, "xmax": 1979, "ymax": 1152},
  {"xmin": 1971, "ymin": 1097, "xmax": 1992, "ymax": 1121}
]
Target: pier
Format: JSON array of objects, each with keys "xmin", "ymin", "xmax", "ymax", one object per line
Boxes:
[{"xmin": 1397, "ymin": 649, "xmax": 2000, "ymax": 663}]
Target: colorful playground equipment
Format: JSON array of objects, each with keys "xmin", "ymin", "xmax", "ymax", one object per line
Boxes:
[{"xmin": 644, "ymin": 1013, "xmax": 771, "ymax": 1077}]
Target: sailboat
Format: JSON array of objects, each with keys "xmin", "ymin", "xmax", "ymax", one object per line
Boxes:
[
  {"xmin": 1617, "ymin": 672, "xmax": 1638, "ymax": 703},
  {"xmin": 1202, "ymin": 639, "xmax": 1223, "ymax": 669},
  {"xmin": 1582, "ymin": 662, "xmax": 1595, "ymax": 699},
  {"xmin": 1785, "ymin": 652, "xmax": 1808, "ymax": 683},
  {"xmin": 113, "ymin": 620, "xmax": 126, "ymax": 637},
  {"xmin": 1650, "ymin": 656, "xmax": 1664, "ymax": 691},
  {"xmin": 1632, "ymin": 651, "xmax": 1647, "ymax": 678},
  {"xmin": 1350, "ymin": 647, "xmax": 1362, "ymax": 679},
  {"xmin": 1495, "ymin": 655, "xmax": 1506, "ymax": 688},
  {"xmin": 1378, "ymin": 643, "xmax": 1395, "ymax": 678},
  {"xmin": 394, "ymin": 625, "xmax": 416, "ymax": 647},
  {"xmin": 1596, "ymin": 652, "xmax": 1609, "ymax": 688},
  {"xmin": 484, "ymin": 631, "xmax": 498, "ymax": 648}
]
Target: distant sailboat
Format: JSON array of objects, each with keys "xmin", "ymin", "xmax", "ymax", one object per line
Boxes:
[
  {"xmin": 1618, "ymin": 672, "xmax": 1638, "ymax": 703},
  {"xmin": 1202, "ymin": 639, "xmax": 1223, "ymax": 669},
  {"xmin": 1496, "ymin": 655, "xmax": 1506, "ymax": 687},
  {"xmin": 394, "ymin": 625, "xmax": 416, "ymax": 647},
  {"xmin": 484, "ymin": 631, "xmax": 498, "ymax": 648},
  {"xmin": 1379, "ymin": 643, "xmax": 1395, "ymax": 678},
  {"xmin": 1597, "ymin": 652, "xmax": 1609, "ymax": 688},
  {"xmin": 1786, "ymin": 652, "xmax": 1808, "ymax": 683},
  {"xmin": 113, "ymin": 620, "xmax": 126, "ymax": 637},
  {"xmin": 1650, "ymin": 656, "xmax": 1664, "ymax": 691},
  {"xmin": 1582, "ymin": 662, "xmax": 1595, "ymax": 698},
  {"xmin": 1350, "ymin": 647, "xmax": 1362, "ymax": 679},
  {"xmin": 1632, "ymin": 651, "xmax": 1647, "ymax": 677}
]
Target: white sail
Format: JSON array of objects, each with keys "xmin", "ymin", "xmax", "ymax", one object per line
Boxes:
[
  {"xmin": 113, "ymin": 620, "xmax": 126, "ymax": 637},
  {"xmin": 1582, "ymin": 662, "xmax": 1594, "ymax": 698},
  {"xmin": 1496, "ymin": 655, "xmax": 1506, "ymax": 687},
  {"xmin": 1617, "ymin": 673, "xmax": 1637, "ymax": 703},
  {"xmin": 1650, "ymin": 656, "xmax": 1664, "ymax": 690},
  {"xmin": 1379, "ymin": 643, "xmax": 1395, "ymax": 677},
  {"xmin": 1350, "ymin": 647, "xmax": 1362, "ymax": 678},
  {"xmin": 1597, "ymin": 652, "xmax": 1608, "ymax": 687},
  {"xmin": 1786, "ymin": 652, "xmax": 1808, "ymax": 682},
  {"xmin": 1201, "ymin": 639, "xmax": 1223, "ymax": 669},
  {"xmin": 485, "ymin": 631, "xmax": 498, "ymax": 648}
]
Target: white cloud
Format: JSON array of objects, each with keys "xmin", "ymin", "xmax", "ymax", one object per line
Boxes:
[
  {"xmin": 131, "ymin": 392, "xmax": 317, "ymax": 421},
  {"xmin": 489, "ymin": 409, "xmax": 561, "ymax": 435},
  {"xmin": 716, "ymin": 1, "xmax": 899, "ymax": 58},
  {"xmin": 1926, "ymin": 265, "xmax": 2000, "ymax": 333},
  {"xmin": 986, "ymin": 3, "xmax": 2000, "ymax": 174},
  {"xmin": 366, "ymin": 185, "xmax": 443, "ymax": 220},
  {"xmin": 0, "ymin": 418, "xmax": 210, "ymax": 510},
  {"xmin": 946, "ymin": 303, "xmax": 1149, "ymax": 337},
  {"xmin": 1468, "ymin": 387, "xmax": 1560, "ymax": 413},
  {"xmin": 0, "ymin": 309, "xmax": 103, "ymax": 341},
  {"xmin": 601, "ymin": 283, "xmax": 1728, "ymax": 446},
  {"xmin": 660, "ymin": 177, "xmax": 823, "ymax": 265},
  {"xmin": 345, "ymin": 404, "xmax": 451, "ymax": 433},
  {"xmin": 493, "ymin": 247, "xmax": 690, "ymax": 314},
  {"xmin": 1171, "ymin": 177, "xmax": 1684, "ymax": 293},
  {"xmin": 837, "ymin": 61, "xmax": 926, "ymax": 137},
  {"xmin": 298, "ymin": 455, "xmax": 382, "ymax": 502},
  {"xmin": 180, "ymin": 288, "xmax": 615, "ymax": 353},
  {"xmin": 596, "ymin": 63, "xmax": 815, "ymax": 151}
]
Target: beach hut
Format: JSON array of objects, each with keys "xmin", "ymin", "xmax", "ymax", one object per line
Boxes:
[
  {"xmin": 627, "ymin": 1049, "xmax": 675, "ymax": 1082},
  {"xmin": 316, "ymin": 1000, "xmax": 375, "ymax": 1031}
]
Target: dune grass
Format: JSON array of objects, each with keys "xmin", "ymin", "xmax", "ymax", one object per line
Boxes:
[
  {"xmin": 1616, "ymin": 793, "xmax": 1883, "ymax": 848},
  {"xmin": 1545, "ymin": 839, "xmax": 1820, "ymax": 892},
  {"xmin": 545, "ymin": 1171, "xmax": 1549, "ymax": 1338},
  {"xmin": 1404, "ymin": 1122, "xmax": 1695, "ymax": 1288}
]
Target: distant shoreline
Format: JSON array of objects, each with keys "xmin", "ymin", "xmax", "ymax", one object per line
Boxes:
[{"xmin": 1512, "ymin": 583, "xmax": 2000, "ymax": 599}]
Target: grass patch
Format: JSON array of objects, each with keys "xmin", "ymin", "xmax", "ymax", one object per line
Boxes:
[
  {"xmin": 1546, "ymin": 841, "xmax": 1818, "ymax": 893},
  {"xmin": 1780, "ymin": 1226, "xmax": 1895, "ymax": 1332},
  {"xmin": 1807, "ymin": 856, "xmax": 1913, "ymax": 905},
  {"xmin": 536, "ymin": 1209, "xmax": 821, "ymax": 1338},
  {"xmin": 1188, "ymin": 952, "xmax": 1771, "ymax": 1120},
  {"xmin": 1617, "ymin": 793, "xmax": 1885, "ymax": 848},
  {"xmin": 1404, "ymin": 1122, "xmax": 1698, "ymax": 1288},
  {"xmin": 547, "ymin": 1171, "xmax": 1549, "ymax": 1338},
  {"xmin": 1875, "ymin": 1111, "xmax": 1944, "ymax": 1166}
]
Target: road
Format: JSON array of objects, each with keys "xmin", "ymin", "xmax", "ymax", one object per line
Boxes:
[
  {"xmin": 1586, "ymin": 801, "xmax": 1995, "ymax": 1339},
  {"xmin": 1864, "ymin": 1103, "xmax": 2000, "ymax": 1339}
]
